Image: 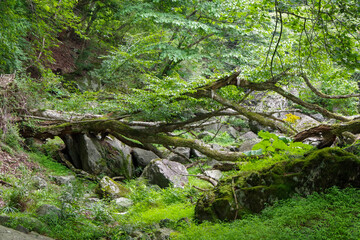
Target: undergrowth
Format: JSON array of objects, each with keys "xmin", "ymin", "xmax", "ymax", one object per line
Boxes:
[{"xmin": 173, "ymin": 187, "xmax": 360, "ymax": 240}]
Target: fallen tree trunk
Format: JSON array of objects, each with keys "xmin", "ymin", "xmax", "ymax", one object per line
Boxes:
[{"xmin": 21, "ymin": 119, "xmax": 249, "ymax": 162}]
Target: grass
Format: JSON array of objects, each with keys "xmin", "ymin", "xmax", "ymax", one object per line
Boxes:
[
  {"xmin": 173, "ymin": 187, "xmax": 360, "ymax": 240},
  {"xmin": 28, "ymin": 152, "xmax": 72, "ymax": 176}
]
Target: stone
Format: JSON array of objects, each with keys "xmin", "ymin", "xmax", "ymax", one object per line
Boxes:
[
  {"xmin": 64, "ymin": 134, "xmax": 134, "ymax": 179},
  {"xmin": 0, "ymin": 225, "xmax": 54, "ymax": 240},
  {"xmin": 95, "ymin": 176, "xmax": 130, "ymax": 199},
  {"xmin": 132, "ymin": 148, "xmax": 158, "ymax": 169},
  {"xmin": 195, "ymin": 148, "xmax": 360, "ymax": 222},
  {"xmin": 293, "ymin": 113, "xmax": 320, "ymax": 131},
  {"xmin": 105, "ymin": 138, "xmax": 134, "ymax": 179},
  {"xmin": 0, "ymin": 215, "xmax": 10, "ymax": 225},
  {"xmin": 168, "ymin": 147, "xmax": 191, "ymax": 164},
  {"xmin": 32, "ymin": 176, "xmax": 47, "ymax": 189},
  {"xmin": 52, "ymin": 175, "xmax": 75, "ymax": 186},
  {"xmin": 238, "ymin": 131, "xmax": 259, "ymax": 141},
  {"xmin": 197, "ymin": 131, "xmax": 215, "ymax": 139},
  {"xmin": 15, "ymin": 225, "xmax": 29, "ymax": 234},
  {"xmin": 36, "ymin": 204, "xmax": 61, "ymax": 218},
  {"xmin": 226, "ymin": 126, "xmax": 240, "ymax": 139},
  {"xmin": 14, "ymin": 217, "xmax": 47, "ymax": 233},
  {"xmin": 238, "ymin": 139, "xmax": 261, "ymax": 152},
  {"xmin": 190, "ymin": 149, "xmax": 206, "ymax": 158},
  {"xmin": 154, "ymin": 228, "xmax": 175, "ymax": 240},
  {"xmin": 114, "ymin": 197, "xmax": 133, "ymax": 209},
  {"xmin": 141, "ymin": 159, "xmax": 189, "ymax": 188},
  {"xmin": 311, "ymin": 113, "xmax": 325, "ymax": 122},
  {"xmin": 204, "ymin": 170, "xmax": 222, "ymax": 181}
]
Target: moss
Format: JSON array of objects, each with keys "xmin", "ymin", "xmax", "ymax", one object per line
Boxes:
[{"xmin": 196, "ymin": 148, "xmax": 360, "ymax": 222}]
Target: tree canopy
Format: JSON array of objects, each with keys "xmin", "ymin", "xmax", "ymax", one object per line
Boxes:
[{"xmin": 1, "ymin": 0, "xmax": 360, "ymax": 158}]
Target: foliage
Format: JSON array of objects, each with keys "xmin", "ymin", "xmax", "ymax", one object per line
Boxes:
[{"xmin": 251, "ymin": 131, "xmax": 313, "ymax": 157}]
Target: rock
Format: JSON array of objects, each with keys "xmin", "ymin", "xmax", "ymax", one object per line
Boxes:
[
  {"xmin": 205, "ymin": 159, "xmax": 220, "ymax": 168},
  {"xmin": 141, "ymin": 159, "xmax": 189, "ymax": 188},
  {"xmin": 249, "ymin": 120, "xmax": 273, "ymax": 134},
  {"xmin": 154, "ymin": 228, "xmax": 175, "ymax": 240},
  {"xmin": 64, "ymin": 134, "xmax": 134, "ymax": 179},
  {"xmin": 14, "ymin": 217, "xmax": 47, "ymax": 233},
  {"xmin": 95, "ymin": 176, "xmax": 130, "ymax": 199},
  {"xmin": 159, "ymin": 218, "xmax": 175, "ymax": 228},
  {"xmin": 204, "ymin": 170, "xmax": 222, "ymax": 181},
  {"xmin": 132, "ymin": 148, "xmax": 158, "ymax": 169},
  {"xmin": 168, "ymin": 147, "xmax": 191, "ymax": 164},
  {"xmin": 105, "ymin": 138, "xmax": 134, "ymax": 179},
  {"xmin": 212, "ymin": 161, "xmax": 241, "ymax": 171},
  {"xmin": 0, "ymin": 225, "xmax": 54, "ymax": 240},
  {"xmin": 32, "ymin": 176, "xmax": 47, "ymax": 189},
  {"xmin": 114, "ymin": 197, "xmax": 133, "ymax": 209},
  {"xmin": 311, "ymin": 113, "xmax": 325, "ymax": 122},
  {"xmin": 195, "ymin": 148, "xmax": 360, "ymax": 222},
  {"xmin": 15, "ymin": 225, "xmax": 29, "ymax": 234},
  {"xmin": 190, "ymin": 149, "xmax": 206, "ymax": 158},
  {"xmin": 0, "ymin": 215, "xmax": 10, "ymax": 225},
  {"xmin": 36, "ymin": 204, "xmax": 61, "ymax": 218},
  {"xmin": 226, "ymin": 126, "xmax": 240, "ymax": 139},
  {"xmin": 238, "ymin": 131, "xmax": 259, "ymax": 141},
  {"xmin": 52, "ymin": 175, "xmax": 75, "ymax": 186},
  {"xmin": 238, "ymin": 139, "xmax": 261, "ymax": 152},
  {"xmin": 293, "ymin": 113, "xmax": 320, "ymax": 131},
  {"xmin": 197, "ymin": 131, "xmax": 215, "ymax": 139}
]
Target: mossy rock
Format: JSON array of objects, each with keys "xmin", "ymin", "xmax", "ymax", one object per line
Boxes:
[
  {"xmin": 195, "ymin": 148, "xmax": 360, "ymax": 222},
  {"xmin": 95, "ymin": 176, "xmax": 130, "ymax": 199}
]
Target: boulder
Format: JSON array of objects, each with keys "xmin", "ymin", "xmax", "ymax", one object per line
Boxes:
[
  {"xmin": 32, "ymin": 176, "xmax": 47, "ymax": 189},
  {"xmin": 52, "ymin": 175, "xmax": 75, "ymax": 186},
  {"xmin": 36, "ymin": 204, "xmax": 61, "ymax": 218},
  {"xmin": 132, "ymin": 148, "xmax": 158, "ymax": 169},
  {"xmin": 95, "ymin": 176, "xmax": 130, "ymax": 199},
  {"xmin": 195, "ymin": 148, "xmax": 360, "ymax": 222},
  {"xmin": 197, "ymin": 131, "xmax": 215, "ymax": 139},
  {"xmin": 204, "ymin": 170, "xmax": 222, "ymax": 181},
  {"xmin": 168, "ymin": 147, "xmax": 191, "ymax": 164},
  {"xmin": 141, "ymin": 159, "xmax": 189, "ymax": 188},
  {"xmin": 114, "ymin": 197, "xmax": 133, "ymax": 209},
  {"xmin": 0, "ymin": 225, "xmax": 54, "ymax": 240},
  {"xmin": 64, "ymin": 134, "xmax": 134, "ymax": 179}
]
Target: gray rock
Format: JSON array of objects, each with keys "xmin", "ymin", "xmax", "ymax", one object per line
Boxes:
[
  {"xmin": 154, "ymin": 228, "xmax": 175, "ymax": 240},
  {"xmin": 205, "ymin": 159, "xmax": 220, "ymax": 168},
  {"xmin": 132, "ymin": 148, "xmax": 158, "ymax": 168},
  {"xmin": 0, "ymin": 225, "xmax": 54, "ymax": 240},
  {"xmin": 141, "ymin": 159, "xmax": 189, "ymax": 188},
  {"xmin": 226, "ymin": 126, "xmax": 240, "ymax": 139},
  {"xmin": 0, "ymin": 215, "xmax": 10, "ymax": 225},
  {"xmin": 190, "ymin": 149, "xmax": 206, "ymax": 158},
  {"xmin": 238, "ymin": 139, "xmax": 261, "ymax": 152},
  {"xmin": 239, "ymin": 131, "xmax": 259, "ymax": 141},
  {"xmin": 64, "ymin": 134, "xmax": 134, "ymax": 179},
  {"xmin": 95, "ymin": 176, "xmax": 130, "ymax": 199},
  {"xmin": 52, "ymin": 175, "xmax": 75, "ymax": 186},
  {"xmin": 32, "ymin": 176, "xmax": 47, "ymax": 189},
  {"xmin": 204, "ymin": 170, "xmax": 223, "ymax": 181},
  {"xmin": 15, "ymin": 225, "xmax": 29, "ymax": 234},
  {"xmin": 311, "ymin": 113, "xmax": 325, "ymax": 122},
  {"xmin": 114, "ymin": 197, "xmax": 133, "ymax": 209},
  {"xmin": 168, "ymin": 147, "xmax": 191, "ymax": 164},
  {"xmin": 197, "ymin": 131, "xmax": 215, "ymax": 139},
  {"xmin": 36, "ymin": 204, "xmax": 61, "ymax": 218}
]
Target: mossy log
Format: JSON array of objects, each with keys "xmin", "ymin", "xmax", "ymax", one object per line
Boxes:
[
  {"xmin": 21, "ymin": 119, "xmax": 248, "ymax": 162},
  {"xmin": 195, "ymin": 148, "xmax": 360, "ymax": 222}
]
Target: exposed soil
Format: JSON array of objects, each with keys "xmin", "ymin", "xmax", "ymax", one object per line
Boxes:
[{"xmin": 0, "ymin": 150, "xmax": 40, "ymax": 177}]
